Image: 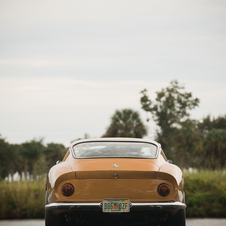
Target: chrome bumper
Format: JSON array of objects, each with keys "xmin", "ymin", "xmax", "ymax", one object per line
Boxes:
[{"xmin": 45, "ymin": 201, "xmax": 186, "ymax": 211}]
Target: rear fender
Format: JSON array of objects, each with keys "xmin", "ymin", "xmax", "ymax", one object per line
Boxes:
[
  {"xmin": 46, "ymin": 162, "xmax": 75, "ymax": 203},
  {"xmin": 157, "ymin": 164, "xmax": 184, "ymax": 202}
]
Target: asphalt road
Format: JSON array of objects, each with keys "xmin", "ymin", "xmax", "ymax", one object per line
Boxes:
[{"xmin": 0, "ymin": 219, "xmax": 226, "ymax": 226}]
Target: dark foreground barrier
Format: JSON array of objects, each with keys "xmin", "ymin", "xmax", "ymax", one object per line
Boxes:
[{"xmin": 1, "ymin": 219, "xmax": 226, "ymax": 226}]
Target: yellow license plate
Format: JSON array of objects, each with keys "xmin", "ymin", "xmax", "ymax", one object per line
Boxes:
[{"xmin": 102, "ymin": 199, "xmax": 130, "ymax": 213}]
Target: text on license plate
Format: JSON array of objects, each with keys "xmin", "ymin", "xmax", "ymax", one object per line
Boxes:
[{"xmin": 102, "ymin": 199, "xmax": 130, "ymax": 213}]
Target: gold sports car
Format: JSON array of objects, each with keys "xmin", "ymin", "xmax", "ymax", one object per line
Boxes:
[{"xmin": 45, "ymin": 138, "xmax": 186, "ymax": 226}]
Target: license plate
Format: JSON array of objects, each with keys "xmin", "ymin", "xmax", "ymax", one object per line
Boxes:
[{"xmin": 102, "ymin": 199, "xmax": 130, "ymax": 213}]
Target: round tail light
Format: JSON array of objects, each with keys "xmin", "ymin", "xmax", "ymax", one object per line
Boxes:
[
  {"xmin": 158, "ymin": 183, "xmax": 170, "ymax": 197},
  {"xmin": 62, "ymin": 183, "xmax": 74, "ymax": 197}
]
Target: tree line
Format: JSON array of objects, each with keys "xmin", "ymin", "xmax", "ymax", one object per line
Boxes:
[
  {"xmin": 0, "ymin": 80, "xmax": 225, "ymax": 180},
  {"xmin": 139, "ymin": 80, "xmax": 226, "ymax": 169},
  {"xmin": 0, "ymin": 138, "xmax": 66, "ymax": 181},
  {"xmin": 102, "ymin": 80, "xmax": 226, "ymax": 169}
]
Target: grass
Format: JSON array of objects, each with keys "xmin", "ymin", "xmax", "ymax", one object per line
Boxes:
[
  {"xmin": 0, "ymin": 180, "xmax": 45, "ymax": 219},
  {"xmin": 0, "ymin": 170, "xmax": 226, "ymax": 219}
]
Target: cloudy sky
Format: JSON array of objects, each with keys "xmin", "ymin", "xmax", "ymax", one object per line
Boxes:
[{"xmin": 0, "ymin": 0, "xmax": 226, "ymax": 146}]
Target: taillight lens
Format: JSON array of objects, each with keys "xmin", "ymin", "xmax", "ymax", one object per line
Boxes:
[
  {"xmin": 158, "ymin": 183, "xmax": 170, "ymax": 197},
  {"xmin": 62, "ymin": 183, "xmax": 74, "ymax": 197}
]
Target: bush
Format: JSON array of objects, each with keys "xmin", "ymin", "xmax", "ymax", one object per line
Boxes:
[{"xmin": 184, "ymin": 170, "xmax": 226, "ymax": 218}]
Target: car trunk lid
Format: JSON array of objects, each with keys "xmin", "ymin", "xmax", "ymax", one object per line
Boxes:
[{"xmin": 71, "ymin": 158, "xmax": 159, "ymax": 179}]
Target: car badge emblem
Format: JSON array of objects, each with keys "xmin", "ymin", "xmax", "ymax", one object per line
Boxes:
[{"xmin": 112, "ymin": 164, "xmax": 119, "ymax": 168}]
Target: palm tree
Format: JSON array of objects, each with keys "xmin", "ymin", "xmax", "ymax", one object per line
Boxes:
[{"xmin": 102, "ymin": 109, "xmax": 147, "ymax": 138}]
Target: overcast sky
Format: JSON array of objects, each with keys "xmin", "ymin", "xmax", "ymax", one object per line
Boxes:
[{"xmin": 0, "ymin": 0, "xmax": 226, "ymax": 146}]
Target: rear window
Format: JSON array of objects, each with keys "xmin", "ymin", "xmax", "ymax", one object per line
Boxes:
[{"xmin": 72, "ymin": 142, "xmax": 158, "ymax": 159}]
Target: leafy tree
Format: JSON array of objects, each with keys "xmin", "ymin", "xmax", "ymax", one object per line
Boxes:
[
  {"xmin": 198, "ymin": 115, "xmax": 226, "ymax": 134},
  {"xmin": 198, "ymin": 115, "xmax": 226, "ymax": 169},
  {"xmin": 7, "ymin": 144, "xmax": 21, "ymax": 180},
  {"xmin": 44, "ymin": 143, "xmax": 66, "ymax": 169},
  {"xmin": 102, "ymin": 109, "xmax": 147, "ymax": 138},
  {"xmin": 0, "ymin": 136, "xmax": 11, "ymax": 180},
  {"xmin": 19, "ymin": 138, "xmax": 44, "ymax": 180},
  {"xmin": 140, "ymin": 80, "xmax": 200, "ymax": 165},
  {"xmin": 173, "ymin": 120, "xmax": 203, "ymax": 168},
  {"xmin": 140, "ymin": 80, "xmax": 200, "ymax": 133},
  {"xmin": 0, "ymin": 136, "xmax": 21, "ymax": 180},
  {"xmin": 202, "ymin": 129, "xmax": 226, "ymax": 169},
  {"xmin": 33, "ymin": 154, "xmax": 49, "ymax": 180}
]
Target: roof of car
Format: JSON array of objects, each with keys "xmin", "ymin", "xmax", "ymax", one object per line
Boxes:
[{"xmin": 70, "ymin": 137, "xmax": 160, "ymax": 147}]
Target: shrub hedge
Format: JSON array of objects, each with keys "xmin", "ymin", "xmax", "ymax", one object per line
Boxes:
[{"xmin": 184, "ymin": 170, "xmax": 226, "ymax": 218}]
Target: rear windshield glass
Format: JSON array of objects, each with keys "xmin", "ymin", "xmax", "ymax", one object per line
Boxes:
[{"xmin": 72, "ymin": 142, "xmax": 158, "ymax": 159}]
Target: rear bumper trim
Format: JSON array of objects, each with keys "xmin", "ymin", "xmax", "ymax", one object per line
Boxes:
[
  {"xmin": 130, "ymin": 202, "xmax": 186, "ymax": 209},
  {"xmin": 45, "ymin": 201, "xmax": 186, "ymax": 211}
]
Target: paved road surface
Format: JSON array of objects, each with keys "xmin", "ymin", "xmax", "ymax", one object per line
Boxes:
[{"xmin": 1, "ymin": 219, "xmax": 226, "ymax": 226}]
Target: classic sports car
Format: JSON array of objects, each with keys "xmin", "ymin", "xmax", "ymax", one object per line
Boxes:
[{"xmin": 45, "ymin": 138, "xmax": 186, "ymax": 226}]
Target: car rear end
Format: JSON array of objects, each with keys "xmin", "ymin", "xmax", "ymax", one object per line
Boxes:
[{"xmin": 45, "ymin": 139, "xmax": 186, "ymax": 226}]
